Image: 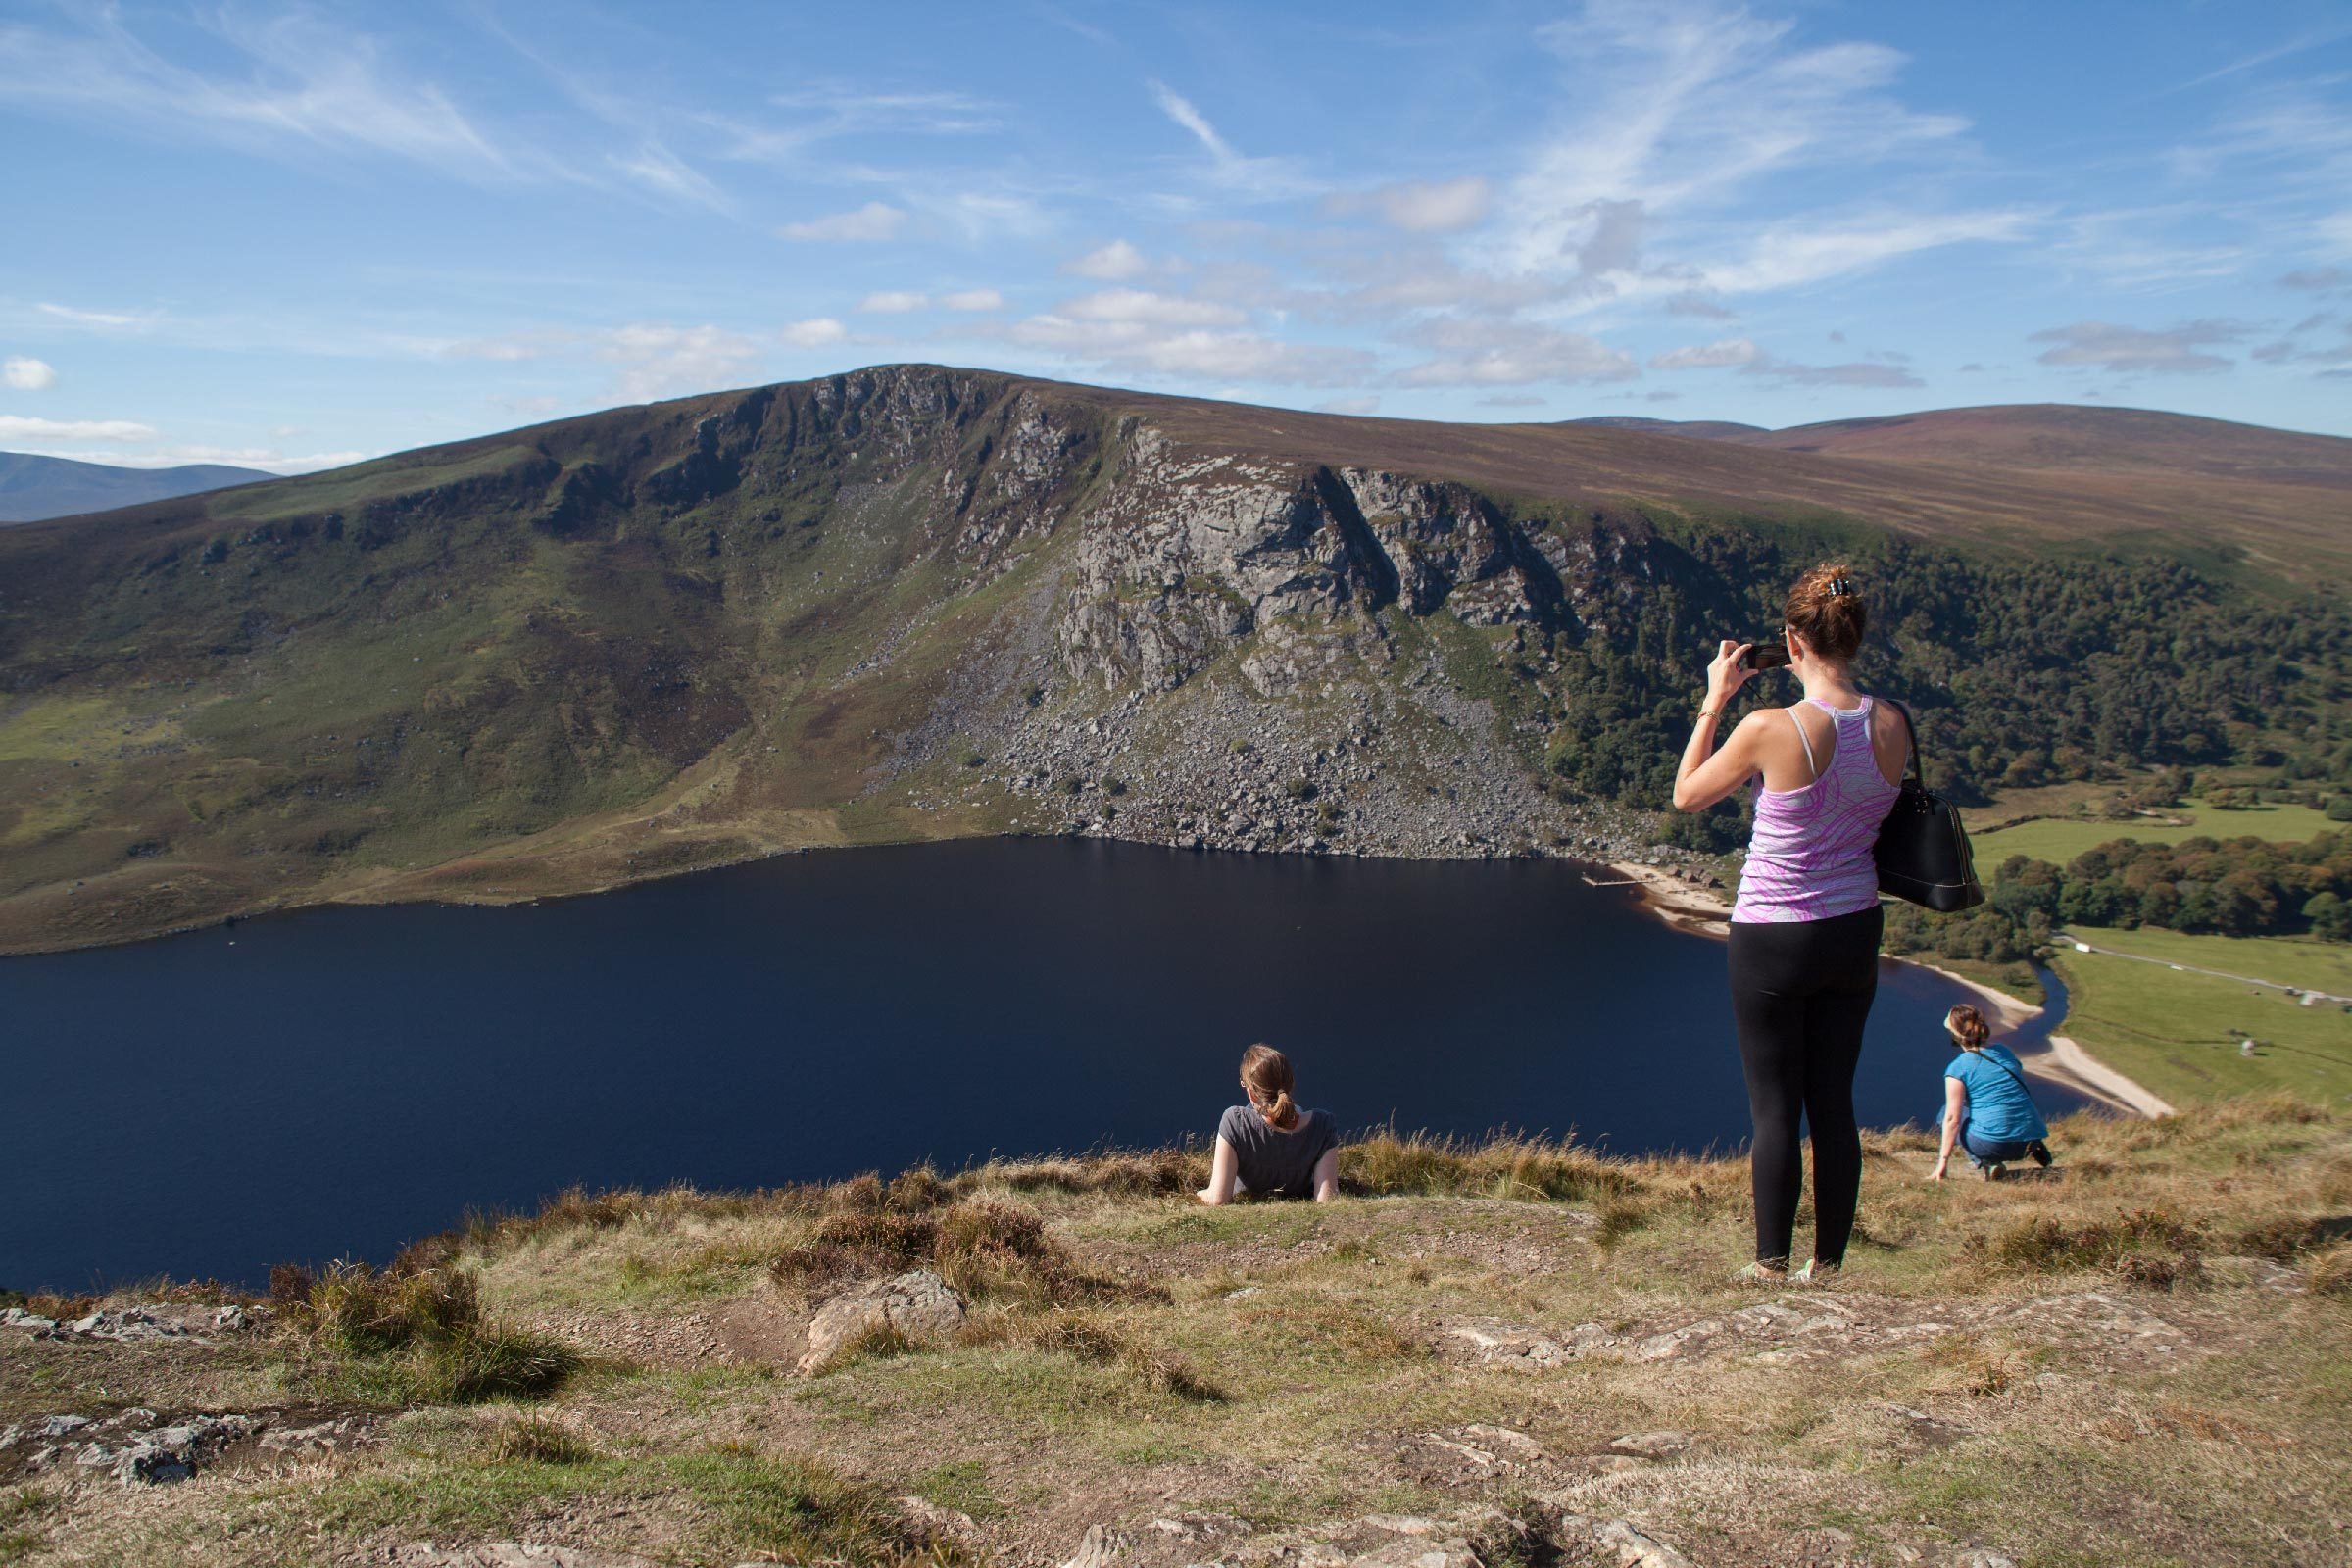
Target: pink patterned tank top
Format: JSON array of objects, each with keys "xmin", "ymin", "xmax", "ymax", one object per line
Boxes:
[{"xmin": 1731, "ymin": 695, "xmax": 1901, "ymax": 925}]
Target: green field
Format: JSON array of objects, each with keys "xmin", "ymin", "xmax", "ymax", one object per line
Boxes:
[
  {"xmin": 1974, "ymin": 797, "xmax": 2338, "ymax": 866},
  {"xmin": 2064, "ymin": 924, "xmax": 2352, "ymax": 997},
  {"xmin": 2052, "ymin": 948, "xmax": 2352, "ymax": 1110}
]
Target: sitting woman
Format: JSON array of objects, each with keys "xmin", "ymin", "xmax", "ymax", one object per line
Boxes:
[
  {"xmin": 1198, "ymin": 1043, "xmax": 1341, "ymax": 1204},
  {"xmin": 1930, "ymin": 1004, "xmax": 2053, "ymax": 1181}
]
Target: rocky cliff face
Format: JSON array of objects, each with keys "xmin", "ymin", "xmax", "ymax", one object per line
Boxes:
[{"xmin": 0, "ymin": 366, "xmax": 1719, "ymax": 951}]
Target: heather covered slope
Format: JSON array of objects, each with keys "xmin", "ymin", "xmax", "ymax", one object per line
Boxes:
[
  {"xmin": 2, "ymin": 366, "xmax": 2348, "ymax": 955},
  {"xmin": 1, "ymin": 1097, "xmax": 2347, "ymax": 1566}
]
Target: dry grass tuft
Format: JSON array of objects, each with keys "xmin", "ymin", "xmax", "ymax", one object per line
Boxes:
[
  {"xmin": 1343, "ymin": 1130, "xmax": 1640, "ymax": 1201},
  {"xmin": 481, "ymin": 1414, "xmax": 599, "ymax": 1465},
  {"xmin": 768, "ymin": 1198, "xmax": 1148, "ymax": 1308},
  {"xmin": 973, "ymin": 1148, "xmax": 1205, "ymax": 1197},
  {"xmin": 1967, "ymin": 1207, "xmax": 2207, "ymax": 1288},
  {"xmin": 959, "ymin": 1308, "xmax": 1225, "ymax": 1401},
  {"xmin": 273, "ymin": 1257, "xmax": 579, "ymax": 1403},
  {"xmin": 2308, "ymin": 1241, "xmax": 2352, "ymax": 1297}
]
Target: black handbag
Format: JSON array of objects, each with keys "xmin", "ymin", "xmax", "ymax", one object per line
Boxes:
[{"xmin": 1874, "ymin": 700, "xmax": 1985, "ymax": 912}]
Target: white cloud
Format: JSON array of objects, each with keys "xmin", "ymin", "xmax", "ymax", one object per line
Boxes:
[
  {"xmin": 859, "ymin": 291, "xmax": 929, "ymax": 314},
  {"xmin": 780, "ymin": 318, "xmax": 849, "ymax": 348},
  {"xmin": 779, "ymin": 201, "xmax": 906, "ymax": 241},
  {"xmin": 1327, "ymin": 177, "xmax": 1492, "ymax": 233},
  {"xmin": 1315, "ymin": 396, "xmax": 1381, "ymax": 416},
  {"xmin": 4, "ymin": 356, "xmax": 58, "ymax": 390},
  {"xmin": 2029, "ymin": 319, "xmax": 2245, "ymax": 374},
  {"xmin": 1066, "ymin": 240, "xmax": 1150, "ymax": 280},
  {"xmin": 1396, "ymin": 319, "xmax": 1638, "ymax": 386},
  {"xmin": 597, "ymin": 324, "xmax": 767, "ymax": 401},
  {"xmin": 1060, "ymin": 289, "xmax": 1246, "ymax": 328},
  {"xmin": 0, "ymin": 415, "xmax": 156, "ymax": 441},
  {"xmin": 996, "ymin": 311, "xmax": 1373, "ymax": 386},
  {"xmin": 1477, "ymin": 394, "xmax": 1548, "ymax": 409},
  {"xmin": 938, "ymin": 288, "xmax": 1004, "ymax": 312},
  {"xmin": 1650, "ymin": 337, "xmax": 1758, "ymax": 368}
]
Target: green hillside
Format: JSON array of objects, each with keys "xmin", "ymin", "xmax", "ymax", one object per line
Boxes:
[{"xmin": 3, "ymin": 367, "xmax": 2349, "ymax": 954}]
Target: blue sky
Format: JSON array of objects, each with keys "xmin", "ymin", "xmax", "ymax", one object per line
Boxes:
[{"xmin": 2, "ymin": 0, "xmax": 2349, "ymax": 471}]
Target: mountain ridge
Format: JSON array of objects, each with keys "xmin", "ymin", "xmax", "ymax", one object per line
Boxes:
[
  {"xmin": 0, "ymin": 450, "xmax": 275, "ymax": 525},
  {"xmin": 1, "ymin": 364, "xmax": 2345, "ymax": 954}
]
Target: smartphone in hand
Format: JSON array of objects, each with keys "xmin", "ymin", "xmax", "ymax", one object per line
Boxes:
[{"xmin": 1740, "ymin": 642, "xmax": 1791, "ymax": 670}]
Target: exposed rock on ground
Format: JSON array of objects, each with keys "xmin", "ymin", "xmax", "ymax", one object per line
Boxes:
[{"xmin": 795, "ymin": 1267, "xmax": 967, "ymax": 1374}]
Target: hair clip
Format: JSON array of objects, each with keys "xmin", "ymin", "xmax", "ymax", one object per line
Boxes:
[{"xmin": 1826, "ymin": 576, "xmax": 1855, "ymax": 597}]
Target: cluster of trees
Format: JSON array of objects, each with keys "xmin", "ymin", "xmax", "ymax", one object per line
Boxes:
[
  {"xmin": 1880, "ymin": 832, "xmax": 2352, "ymax": 971},
  {"xmin": 1989, "ymin": 835, "xmax": 2352, "ymax": 940},
  {"xmin": 1540, "ymin": 524, "xmax": 2352, "ymax": 844}
]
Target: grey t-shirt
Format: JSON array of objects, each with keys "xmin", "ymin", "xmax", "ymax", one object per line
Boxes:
[{"xmin": 1217, "ymin": 1104, "xmax": 1339, "ymax": 1198}]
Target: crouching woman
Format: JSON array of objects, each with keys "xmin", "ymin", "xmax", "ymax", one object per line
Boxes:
[
  {"xmin": 1198, "ymin": 1044, "xmax": 1341, "ymax": 1204},
  {"xmin": 1930, "ymin": 1004, "xmax": 2052, "ymax": 1181}
]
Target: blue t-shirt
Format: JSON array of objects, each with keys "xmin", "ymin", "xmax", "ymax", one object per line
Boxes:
[{"xmin": 1944, "ymin": 1044, "xmax": 2046, "ymax": 1143}]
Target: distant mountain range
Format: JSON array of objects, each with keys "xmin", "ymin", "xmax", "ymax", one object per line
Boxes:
[
  {"xmin": 0, "ymin": 451, "xmax": 273, "ymax": 524},
  {"xmin": 2, "ymin": 368, "xmax": 2345, "ymax": 954}
]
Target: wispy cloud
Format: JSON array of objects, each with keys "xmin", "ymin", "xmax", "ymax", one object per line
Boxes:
[
  {"xmin": 1396, "ymin": 318, "xmax": 1638, "ymax": 386},
  {"xmin": 36, "ymin": 301, "xmax": 158, "ymax": 330},
  {"xmin": 1065, "ymin": 240, "xmax": 1152, "ymax": 280},
  {"xmin": 0, "ymin": 414, "xmax": 155, "ymax": 441},
  {"xmin": 0, "ymin": 9, "xmax": 524, "ymax": 180},
  {"xmin": 779, "ymin": 202, "xmax": 907, "ymax": 241},
  {"xmin": 1324, "ymin": 177, "xmax": 1492, "ymax": 233},
  {"xmin": 1698, "ymin": 210, "xmax": 2030, "ymax": 295},
  {"xmin": 1146, "ymin": 79, "xmax": 1310, "ymax": 197},
  {"xmin": 1649, "ymin": 336, "xmax": 1924, "ymax": 386},
  {"xmin": 2029, "ymin": 319, "xmax": 2247, "ymax": 374},
  {"xmin": 939, "ymin": 288, "xmax": 1004, "ymax": 312},
  {"xmin": 1500, "ymin": 0, "xmax": 1973, "ymax": 271},
  {"xmin": 598, "ymin": 324, "xmax": 767, "ymax": 401},
  {"xmin": 608, "ymin": 142, "xmax": 732, "ymax": 214}
]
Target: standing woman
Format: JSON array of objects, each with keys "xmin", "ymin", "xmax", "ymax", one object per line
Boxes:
[{"xmin": 1671, "ymin": 564, "xmax": 1908, "ymax": 1282}]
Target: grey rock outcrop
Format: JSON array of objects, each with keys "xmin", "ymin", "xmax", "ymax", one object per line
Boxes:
[{"xmin": 796, "ymin": 1268, "xmax": 965, "ymax": 1375}]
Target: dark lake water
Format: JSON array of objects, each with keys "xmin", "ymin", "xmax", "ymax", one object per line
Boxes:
[{"xmin": 1, "ymin": 838, "xmax": 2083, "ymax": 1292}]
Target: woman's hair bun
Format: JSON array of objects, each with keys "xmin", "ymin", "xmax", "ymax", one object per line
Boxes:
[
  {"xmin": 1945, "ymin": 1004, "xmax": 1990, "ymax": 1049},
  {"xmin": 1786, "ymin": 561, "xmax": 1867, "ymax": 662}
]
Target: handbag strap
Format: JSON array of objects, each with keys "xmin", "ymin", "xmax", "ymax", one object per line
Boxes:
[{"xmin": 1881, "ymin": 696, "xmax": 1925, "ymax": 787}]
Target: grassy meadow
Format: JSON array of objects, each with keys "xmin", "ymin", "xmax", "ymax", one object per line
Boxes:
[
  {"xmin": 4, "ymin": 1102, "xmax": 2348, "ymax": 1567},
  {"xmin": 2052, "ymin": 946, "xmax": 2352, "ymax": 1109},
  {"xmin": 1971, "ymin": 798, "xmax": 2337, "ymax": 867}
]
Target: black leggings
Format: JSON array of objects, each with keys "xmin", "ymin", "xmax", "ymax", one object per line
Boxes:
[{"xmin": 1727, "ymin": 905, "xmax": 1884, "ymax": 1267}]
